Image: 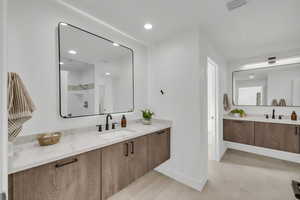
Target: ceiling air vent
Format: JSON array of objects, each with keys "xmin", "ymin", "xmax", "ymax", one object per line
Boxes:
[
  {"xmin": 268, "ymin": 56, "xmax": 277, "ymax": 64},
  {"xmin": 227, "ymin": 0, "xmax": 248, "ymax": 11}
]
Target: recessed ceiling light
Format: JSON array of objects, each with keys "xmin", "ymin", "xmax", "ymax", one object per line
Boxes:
[
  {"xmin": 105, "ymin": 72, "xmax": 111, "ymax": 76},
  {"xmin": 144, "ymin": 23, "xmax": 153, "ymax": 30},
  {"xmin": 59, "ymin": 62, "xmax": 64, "ymax": 65},
  {"xmin": 113, "ymin": 43, "xmax": 120, "ymax": 47},
  {"xmin": 68, "ymin": 50, "xmax": 77, "ymax": 55},
  {"xmin": 60, "ymin": 22, "xmax": 68, "ymax": 26},
  {"xmin": 249, "ymin": 74, "xmax": 255, "ymax": 79}
]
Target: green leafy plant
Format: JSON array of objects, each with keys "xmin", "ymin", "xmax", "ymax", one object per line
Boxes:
[
  {"xmin": 230, "ymin": 109, "xmax": 246, "ymax": 117},
  {"xmin": 141, "ymin": 109, "xmax": 154, "ymax": 120}
]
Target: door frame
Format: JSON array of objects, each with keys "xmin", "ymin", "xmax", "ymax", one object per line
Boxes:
[
  {"xmin": 0, "ymin": 0, "xmax": 8, "ymax": 198},
  {"xmin": 207, "ymin": 57, "xmax": 219, "ymax": 161}
]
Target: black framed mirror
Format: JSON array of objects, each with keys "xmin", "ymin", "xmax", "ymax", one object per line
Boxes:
[
  {"xmin": 58, "ymin": 22, "xmax": 134, "ymax": 118},
  {"xmin": 232, "ymin": 62, "xmax": 300, "ymax": 107}
]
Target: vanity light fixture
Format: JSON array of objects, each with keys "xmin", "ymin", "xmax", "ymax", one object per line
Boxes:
[
  {"xmin": 105, "ymin": 72, "xmax": 111, "ymax": 76},
  {"xmin": 68, "ymin": 50, "xmax": 77, "ymax": 55},
  {"xmin": 241, "ymin": 56, "xmax": 300, "ymax": 70},
  {"xmin": 60, "ymin": 22, "xmax": 68, "ymax": 26},
  {"xmin": 144, "ymin": 23, "xmax": 153, "ymax": 30},
  {"xmin": 59, "ymin": 62, "xmax": 64, "ymax": 65},
  {"xmin": 113, "ymin": 43, "xmax": 120, "ymax": 47}
]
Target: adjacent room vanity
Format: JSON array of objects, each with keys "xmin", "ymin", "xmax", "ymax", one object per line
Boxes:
[
  {"xmin": 225, "ymin": 57, "xmax": 300, "ymax": 163},
  {"xmin": 223, "ymin": 115, "xmax": 300, "ymax": 154},
  {"xmin": 8, "ymin": 120, "xmax": 171, "ymax": 200}
]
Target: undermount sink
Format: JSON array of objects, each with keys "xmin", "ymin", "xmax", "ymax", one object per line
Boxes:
[{"xmin": 99, "ymin": 129, "xmax": 136, "ymax": 140}]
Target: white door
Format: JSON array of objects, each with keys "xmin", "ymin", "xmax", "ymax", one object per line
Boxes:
[
  {"xmin": 207, "ymin": 58, "xmax": 218, "ymax": 161},
  {"xmin": 0, "ymin": 0, "xmax": 8, "ymax": 199}
]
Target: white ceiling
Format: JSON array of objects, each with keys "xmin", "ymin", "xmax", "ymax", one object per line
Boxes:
[{"xmin": 62, "ymin": 0, "xmax": 300, "ymax": 62}]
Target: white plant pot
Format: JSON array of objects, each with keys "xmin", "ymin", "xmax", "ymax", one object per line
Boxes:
[
  {"xmin": 142, "ymin": 119, "xmax": 152, "ymax": 125},
  {"xmin": 231, "ymin": 113, "xmax": 241, "ymax": 118}
]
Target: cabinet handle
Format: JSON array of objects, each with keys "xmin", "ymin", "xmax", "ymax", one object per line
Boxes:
[
  {"xmin": 130, "ymin": 141, "xmax": 134, "ymax": 154},
  {"xmin": 233, "ymin": 120, "xmax": 244, "ymax": 123},
  {"xmin": 296, "ymin": 127, "xmax": 299, "ymax": 135},
  {"xmin": 124, "ymin": 143, "xmax": 129, "ymax": 157},
  {"xmin": 157, "ymin": 131, "xmax": 165, "ymax": 135},
  {"xmin": 55, "ymin": 158, "xmax": 78, "ymax": 168}
]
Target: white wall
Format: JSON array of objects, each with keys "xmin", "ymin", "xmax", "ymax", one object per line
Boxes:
[
  {"xmin": 7, "ymin": 0, "xmax": 149, "ymax": 136},
  {"xmin": 148, "ymin": 29, "xmax": 227, "ymax": 191},
  {"xmin": 0, "ymin": 0, "xmax": 8, "ymax": 195}
]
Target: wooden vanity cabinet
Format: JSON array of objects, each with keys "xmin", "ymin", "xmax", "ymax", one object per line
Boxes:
[
  {"xmin": 223, "ymin": 119, "xmax": 254, "ymax": 145},
  {"xmin": 128, "ymin": 136, "xmax": 149, "ymax": 181},
  {"xmin": 148, "ymin": 128, "xmax": 171, "ymax": 170},
  {"xmin": 254, "ymin": 122, "xmax": 300, "ymax": 153},
  {"xmin": 9, "ymin": 128, "xmax": 171, "ymax": 200},
  {"xmin": 101, "ymin": 135, "xmax": 149, "ymax": 200},
  {"xmin": 9, "ymin": 149, "xmax": 101, "ymax": 200}
]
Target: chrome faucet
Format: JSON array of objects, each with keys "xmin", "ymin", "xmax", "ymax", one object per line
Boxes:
[{"xmin": 105, "ymin": 114, "xmax": 113, "ymax": 130}]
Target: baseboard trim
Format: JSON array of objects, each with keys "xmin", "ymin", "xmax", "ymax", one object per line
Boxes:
[
  {"xmin": 226, "ymin": 141, "xmax": 300, "ymax": 163},
  {"xmin": 155, "ymin": 166, "xmax": 207, "ymax": 192},
  {"xmin": 218, "ymin": 143, "xmax": 227, "ymax": 162}
]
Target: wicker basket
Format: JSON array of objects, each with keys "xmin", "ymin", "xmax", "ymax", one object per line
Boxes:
[{"xmin": 37, "ymin": 132, "xmax": 62, "ymax": 146}]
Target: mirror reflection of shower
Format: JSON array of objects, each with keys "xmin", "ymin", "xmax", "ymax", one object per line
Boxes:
[{"xmin": 59, "ymin": 23, "xmax": 134, "ymax": 117}]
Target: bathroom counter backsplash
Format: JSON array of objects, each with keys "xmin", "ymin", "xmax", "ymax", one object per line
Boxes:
[
  {"xmin": 9, "ymin": 119, "xmax": 172, "ymax": 174},
  {"xmin": 223, "ymin": 114, "xmax": 300, "ymax": 125}
]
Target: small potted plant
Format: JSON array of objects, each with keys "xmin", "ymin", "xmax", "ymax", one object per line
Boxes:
[
  {"xmin": 141, "ymin": 109, "xmax": 155, "ymax": 125},
  {"xmin": 230, "ymin": 109, "xmax": 246, "ymax": 118}
]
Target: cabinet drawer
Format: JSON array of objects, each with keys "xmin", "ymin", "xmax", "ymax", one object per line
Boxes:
[
  {"xmin": 148, "ymin": 128, "xmax": 171, "ymax": 170},
  {"xmin": 254, "ymin": 122, "xmax": 300, "ymax": 153},
  {"xmin": 223, "ymin": 119, "xmax": 254, "ymax": 145},
  {"xmin": 10, "ymin": 150, "xmax": 101, "ymax": 200}
]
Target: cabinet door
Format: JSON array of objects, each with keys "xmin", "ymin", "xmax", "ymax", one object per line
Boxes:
[
  {"xmin": 101, "ymin": 141, "xmax": 130, "ymax": 200},
  {"xmin": 223, "ymin": 119, "xmax": 254, "ymax": 145},
  {"xmin": 11, "ymin": 161, "xmax": 56, "ymax": 200},
  {"xmin": 11, "ymin": 149, "xmax": 101, "ymax": 200},
  {"xmin": 55, "ymin": 150, "xmax": 101, "ymax": 200},
  {"xmin": 148, "ymin": 128, "xmax": 171, "ymax": 170},
  {"xmin": 286, "ymin": 126, "xmax": 300, "ymax": 153},
  {"xmin": 129, "ymin": 136, "xmax": 148, "ymax": 182},
  {"xmin": 255, "ymin": 122, "xmax": 300, "ymax": 153}
]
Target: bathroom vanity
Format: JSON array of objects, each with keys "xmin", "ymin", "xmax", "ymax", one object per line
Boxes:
[
  {"xmin": 8, "ymin": 120, "xmax": 171, "ymax": 200},
  {"xmin": 223, "ymin": 115, "xmax": 300, "ymax": 154}
]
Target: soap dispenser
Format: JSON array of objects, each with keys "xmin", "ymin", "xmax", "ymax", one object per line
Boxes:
[
  {"xmin": 121, "ymin": 115, "xmax": 127, "ymax": 128},
  {"xmin": 291, "ymin": 111, "xmax": 297, "ymax": 121}
]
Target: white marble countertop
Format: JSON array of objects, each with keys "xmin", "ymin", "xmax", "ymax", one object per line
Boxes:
[
  {"xmin": 9, "ymin": 119, "xmax": 172, "ymax": 174},
  {"xmin": 223, "ymin": 114, "xmax": 300, "ymax": 125}
]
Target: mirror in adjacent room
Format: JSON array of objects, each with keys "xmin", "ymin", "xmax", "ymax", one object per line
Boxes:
[
  {"xmin": 233, "ymin": 61, "xmax": 300, "ymax": 106},
  {"xmin": 58, "ymin": 22, "xmax": 134, "ymax": 118}
]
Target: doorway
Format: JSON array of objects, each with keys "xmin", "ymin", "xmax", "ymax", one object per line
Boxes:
[
  {"xmin": 207, "ymin": 58, "xmax": 218, "ymax": 161},
  {"xmin": 0, "ymin": 0, "xmax": 8, "ymax": 198}
]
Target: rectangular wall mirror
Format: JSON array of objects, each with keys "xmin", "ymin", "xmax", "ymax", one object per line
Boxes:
[
  {"xmin": 233, "ymin": 62, "xmax": 300, "ymax": 107},
  {"xmin": 58, "ymin": 22, "xmax": 134, "ymax": 118}
]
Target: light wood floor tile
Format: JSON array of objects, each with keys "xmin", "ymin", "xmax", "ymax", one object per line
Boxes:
[{"xmin": 108, "ymin": 149, "xmax": 300, "ymax": 200}]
